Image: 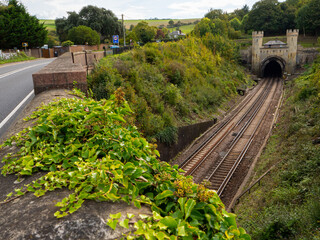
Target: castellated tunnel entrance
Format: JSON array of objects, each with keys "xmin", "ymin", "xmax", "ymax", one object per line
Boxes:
[{"xmin": 261, "ymin": 57, "xmax": 285, "ymax": 78}]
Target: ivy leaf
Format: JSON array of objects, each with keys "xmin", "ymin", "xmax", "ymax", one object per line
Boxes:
[
  {"xmin": 110, "ymin": 212, "xmax": 122, "ymax": 219},
  {"xmin": 119, "ymin": 219, "xmax": 129, "ymax": 229},
  {"xmin": 107, "ymin": 219, "xmax": 118, "ymax": 230}
]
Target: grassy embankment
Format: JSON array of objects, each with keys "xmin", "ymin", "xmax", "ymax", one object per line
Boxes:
[
  {"xmin": 0, "ymin": 52, "xmax": 35, "ymax": 64},
  {"xmin": 234, "ymin": 58, "xmax": 320, "ymax": 239},
  {"xmin": 88, "ymin": 36, "xmax": 253, "ymax": 144}
]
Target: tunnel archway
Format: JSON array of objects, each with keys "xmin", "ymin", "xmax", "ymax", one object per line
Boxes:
[{"xmin": 260, "ymin": 56, "xmax": 285, "ymax": 78}]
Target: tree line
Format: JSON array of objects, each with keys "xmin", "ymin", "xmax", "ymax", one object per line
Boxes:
[{"xmin": 204, "ymin": 0, "xmax": 320, "ymax": 36}]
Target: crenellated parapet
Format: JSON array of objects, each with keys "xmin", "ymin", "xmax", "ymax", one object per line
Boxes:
[
  {"xmin": 252, "ymin": 31, "xmax": 264, "ymax": 37},
  {"xmin": 286, "ymin": 29, "xmax": 299, "ymax": 36}
]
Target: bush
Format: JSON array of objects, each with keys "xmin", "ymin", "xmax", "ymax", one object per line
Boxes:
[
  {"xmin": 61, "ymin": 40, "xmax": 74, "ymax": 47},
  {"xmin": 89, "ymin": 37, "xmax": 250, "ymax": 144}
]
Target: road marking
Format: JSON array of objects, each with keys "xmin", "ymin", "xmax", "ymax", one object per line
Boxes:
[
  {"xmin": 0, "ymin": 90, "xmax": 34, "ymax": 130},
  {"xmin": 0, "ymin": 62, "xmax": 48, "ymax": 79}
]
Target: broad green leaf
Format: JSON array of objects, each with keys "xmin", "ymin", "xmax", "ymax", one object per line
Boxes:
[
  {"xmin": 184, "ymin": 199, "xmax": 196, "ymax": 220},
  {"xmin": 178, "ymin": 197, "xmax": 186, "ymax": 215},
  {"xmin": 160, "ymin": 216, "xmax": 177, "ymax": 229},
  {"xmin": 155, "ymin": 190, "xmax": 174, "ymax": 200},
  {"xmin": 177, "ymin": 226, "xmax": 186, "ymax": 236}
]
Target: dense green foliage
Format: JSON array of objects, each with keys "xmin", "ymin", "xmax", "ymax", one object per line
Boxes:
[
  {"xmin": 55, "ymin": 5, "xmax": 121, "ymax": 43},
  {"xmin": 0, "ymin": 0, "xmax": 47, "ymax": 49},
  {"xmin": 67, "ymin": 25, "xmax": 100, "ymax": 46},
  {"xmin": 235, "ymin": 58, "xmax": 320, "ymax": 239},
  {"xmin": 297, "ymin": 0, "xmax": 320, "ymax": 35},
  {"xmin": 88, "ymin": 37, "xmax": 249, "ymax": 144},
  {"xmin": 0, "ymin": 89, "xmax": 251, "ymax": 239},
  {"xmin": 246, "ymin": 0, "xmax": 296, "ymax": 35}
]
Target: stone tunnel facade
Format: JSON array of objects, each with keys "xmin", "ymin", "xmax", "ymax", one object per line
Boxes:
[{"xmin": 251, "ymin": 29, "xmax": 299, "ymax": 77}]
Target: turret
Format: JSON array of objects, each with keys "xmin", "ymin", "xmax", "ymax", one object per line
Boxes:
[
  {"xmin": 286, "ymin": 29, "xmax": 299, "ymax": 73},
  {"xmin": 252, "ymin": 31, "xmax": 264, "ymax": 74}
]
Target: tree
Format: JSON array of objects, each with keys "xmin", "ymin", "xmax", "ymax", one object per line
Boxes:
[
  {"xmin": 155, "ymin": 29, "xmax": 165, "ymax": 39},
  {"xmin": 55, "ymin": 6, "xmax": 121, "ymax": 43},
  {"xmin": 67, "ymin": 25, "xmax": 100, "ymax": 45},
  {"xmin": 0, "ymin": 0, "xmax": 47, "ymax": 49},
  {"xmin": 193, "ymin": 18, "xmax": 215, "ymax": 37},
  {"xmin": 133, "ymin": 21, "xmax": 156, "ymax": 44},
  {"xmin": 230, "ymin": 17, "xmax": 241, "ymax": 31},
  {"xmin": 297, "ymin": 0, "xmax": 320, "ymax": 35},
  {"xmin": 205, "ymin": 9, "xmax": 228, "ymax": 21},
  {"xmin": 233, "ymin": 5, "xmax": 250, "ymax": 20},
  {"xmin": 168, "ymin": 20, "xmax": 174, "ymax": 28},
  {"xmin": 247, "ymin": 0, "xmax": 289, "ymax": 35}
]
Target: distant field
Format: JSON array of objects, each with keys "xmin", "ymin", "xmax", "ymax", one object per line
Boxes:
[
  {"xmin": 41, "ymin": 19, "xmax": 56, "ymax": 31},
  {"xmin": 124, "ymin": 18, "xmax": 199, "ymax": 34},
  {"xmin": 40, "ymin": 18, "xmax": 199, "ymax": 34}
]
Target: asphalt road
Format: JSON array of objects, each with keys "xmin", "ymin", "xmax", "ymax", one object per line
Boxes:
[{"xmin": 0, "ymin": 58, "xmax": 54, "ymax": 138}]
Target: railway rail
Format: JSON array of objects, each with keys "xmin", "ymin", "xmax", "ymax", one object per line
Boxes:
[{"xmin": 179, "ymin": 77, "xmax": 281, "ymax": 198}]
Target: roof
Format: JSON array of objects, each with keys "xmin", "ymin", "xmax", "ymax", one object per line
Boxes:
[
  {"xmin": 169, "ymin": 31, "xmax": 186, "ymax": 36},
  {"xmin": 264, "ymin": 40, "xmax": 286, "ymax": 46}
]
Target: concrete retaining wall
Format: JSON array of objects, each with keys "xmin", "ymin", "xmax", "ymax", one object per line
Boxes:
[{"xmin": 157, "ymin": 120, "xmax": 216, "ymax": 162}]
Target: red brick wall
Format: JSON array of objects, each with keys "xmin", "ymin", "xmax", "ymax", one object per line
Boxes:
[{"xmin": 32, "ymin": 53, "xmax": 87, "ymax": 95}]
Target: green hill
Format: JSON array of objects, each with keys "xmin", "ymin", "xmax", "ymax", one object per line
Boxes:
[{"xmin": 88, "ymin": 36, "xmax": 252, "ymax": 144}]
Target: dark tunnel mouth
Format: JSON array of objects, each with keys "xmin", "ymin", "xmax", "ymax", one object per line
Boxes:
[{"xmin": 262, "ymin": 60, "xmax": 283, "ymax": 78}]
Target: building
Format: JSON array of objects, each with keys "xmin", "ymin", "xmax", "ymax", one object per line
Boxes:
[{"xmin": 251, "ymin": 29, "xmax": 299, "ymax": 77}]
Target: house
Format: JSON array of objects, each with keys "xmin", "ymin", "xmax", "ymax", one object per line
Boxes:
[{"xmin": 168, "ymin": 30, "xmax": 186, "ymax": 39}]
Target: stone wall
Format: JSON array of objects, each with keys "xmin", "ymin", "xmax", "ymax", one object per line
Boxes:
[
  {"xmin": 297, "ymin": 46, "xmax": 319, "ymax": 67},
  {"xmin": 157, "ymin": 120, "xmax": 216, "ymax": 162}
]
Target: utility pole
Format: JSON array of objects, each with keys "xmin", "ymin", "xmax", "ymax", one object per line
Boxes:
[{"xmin": 122, "ymin": 14, "xmax": 126, "ymax": 46}]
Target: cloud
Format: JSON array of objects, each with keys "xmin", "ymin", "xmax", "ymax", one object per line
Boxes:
[
  {"xmin": 168, "ymin": 0, "xmax": 246, "ymax": 18},
  {"xmin": 20, "ymin": 0, "xmax": 249, "ymax": 20}
]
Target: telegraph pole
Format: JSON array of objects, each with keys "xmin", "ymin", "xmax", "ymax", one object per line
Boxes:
[{"xmin": 122, "ymin": 14, "xmax": 126, "ymax": 46}]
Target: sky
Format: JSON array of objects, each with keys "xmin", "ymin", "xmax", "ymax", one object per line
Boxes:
[{"xmin": 16, "ymin": 0, "xmax": 258, "ymax": 20}]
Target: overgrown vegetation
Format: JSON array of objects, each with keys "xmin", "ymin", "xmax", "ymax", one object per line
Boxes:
[
  {"xmin": 88, "ymin": 37, "xmax": 250, "ymax": 144},
  {"xmin": 0, "ymin": 51, "xmax": 35, "ymax": 64},
  {"xmin": 0, "ymin": 89, "xmax": 251, "ymax": 239},
  {"xmin": 234, "ymin": 58, "xmax": 320, "ymax": 239}
]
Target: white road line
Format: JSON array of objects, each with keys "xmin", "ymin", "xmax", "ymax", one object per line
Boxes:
[
  {"xmin": 0, "ymin": 90, "xmax": 34, "ymax": 130},
  {"xmin": 0, "ymin": 62, "xmax": 48, "ymax": 79}
]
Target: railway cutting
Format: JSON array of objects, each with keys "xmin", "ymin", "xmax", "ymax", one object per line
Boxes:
[{"xmin": 174, "ymin": 77, "xmax": 283, "ymax": 208}]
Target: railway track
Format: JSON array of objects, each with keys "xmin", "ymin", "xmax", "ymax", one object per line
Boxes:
[{"xmin": 179, "ymin": 77, "xmax": 281, "ymax": 197}]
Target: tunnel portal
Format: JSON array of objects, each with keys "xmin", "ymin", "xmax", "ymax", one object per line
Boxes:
[
  {"xmin": 263, "ymin": 60, "xmax": 282, "ymax": 77},
  {"xmin": 261, "ymin": 57, "xmax": 285, "ymax": 78}
]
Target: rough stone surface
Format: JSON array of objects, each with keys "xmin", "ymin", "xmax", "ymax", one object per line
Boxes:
[{"xmin": 0, "ymin": 90, "xmax": 151, "ymax": 240}]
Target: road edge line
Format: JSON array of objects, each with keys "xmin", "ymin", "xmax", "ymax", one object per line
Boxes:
[{"xmin": 0, "ymin": 90, "xmax": 34, "ymax": 130}]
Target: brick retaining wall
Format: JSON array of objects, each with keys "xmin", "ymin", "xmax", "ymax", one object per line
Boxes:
[{"xmin": 32, "ymin": 53, "xmax": 87, "ymax": 95}]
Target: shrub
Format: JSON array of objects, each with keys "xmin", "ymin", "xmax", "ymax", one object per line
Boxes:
[{"xmin": 61, "ymin": 40, "xmax": 74, "ymax": 47}]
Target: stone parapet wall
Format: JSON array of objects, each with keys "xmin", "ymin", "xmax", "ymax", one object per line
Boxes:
[{"xmin": 32, "ymin": 53, "xmax": 87, "ymax": 95}]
